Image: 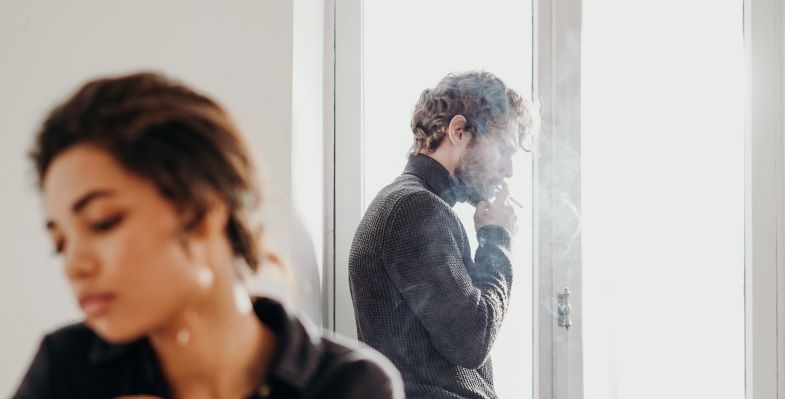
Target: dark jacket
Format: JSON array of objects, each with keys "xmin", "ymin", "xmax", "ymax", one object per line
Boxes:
[
  {"xmin": 348, "ymin": 154, "xmax": 513, "ymax": 399},
  {"xmin": 13, "ymin": 297, "xmax": 404, "ymax": 399}
]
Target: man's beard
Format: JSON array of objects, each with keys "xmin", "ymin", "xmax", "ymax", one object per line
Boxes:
[
  {"xmin": 450, "ymin": 173, "xmax": 485, "ymax": 206},
  {"xmin": 453, "ymin": 151, "xmax": 497, "ymax": 206}
]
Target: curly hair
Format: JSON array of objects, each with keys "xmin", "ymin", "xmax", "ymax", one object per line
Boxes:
[
  {"xmin": 409, "ymin": 71, "xmax": 538, "ymax": 155},
  {"xmin": 30, "ymin": 72, "xmax": 274, "ymax": 271}
]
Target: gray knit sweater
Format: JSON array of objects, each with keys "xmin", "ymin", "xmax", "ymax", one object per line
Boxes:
[{"xmin": 348, "ymin": 154, "xmax": 513, "ymax": 399}]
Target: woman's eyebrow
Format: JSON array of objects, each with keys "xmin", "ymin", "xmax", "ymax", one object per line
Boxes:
[{"xmin": 45, "ymin": 190, "xmax": 116, "ymax": 231}]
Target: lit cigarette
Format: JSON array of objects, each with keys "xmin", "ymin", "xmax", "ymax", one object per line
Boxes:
[{"xmin": 508, "ymin": 195, "xmax": 524, "ymax": 208}]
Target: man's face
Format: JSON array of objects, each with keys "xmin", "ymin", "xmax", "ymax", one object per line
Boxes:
[{"xmin": 455, "ymin": 121, "xmax": 519, "ymax": 205}]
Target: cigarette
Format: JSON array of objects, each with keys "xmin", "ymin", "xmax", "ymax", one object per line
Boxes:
[{"xmin": 508, "ymin": 195, "xmax": 524, "ymax": 208}]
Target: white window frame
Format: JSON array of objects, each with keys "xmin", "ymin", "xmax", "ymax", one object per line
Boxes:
[
  {"xmin": 745, "ymin": 0, "xmax": 784, "ymax": 397},
  {"xmin": 325, "ymin": 0, "xmax": 783, "ymax": 397},
  {"xmin": 533, "ymin": 1, "xmax": 583, "ymax": 398},
  {"xmin": 322, "ymin": 0, "xmax": 337, "ymax": 333},
  {"xmin": 331, "ymin": 0, "xmax": 363, "ymax": 339}
]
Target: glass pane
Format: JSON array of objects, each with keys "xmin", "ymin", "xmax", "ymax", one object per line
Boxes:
[
  {"xmin": 581, "ymin": 1, "xmax": 745, "ymax": 398},
  {"xmin": 363, "ymin": 1, "xmax": 533, "ymax": 397}
]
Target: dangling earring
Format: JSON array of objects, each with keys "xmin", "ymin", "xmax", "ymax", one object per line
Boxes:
[
  {"xmin": 195, "ymin": 266, "xmax": 215, "ymax": 288},
  {"xmin": 176, "ymin": 328, "xmax": 191, "ymax": 346},
  {"xmin": 188, "ymin": 241, "xmax": 215, "ymax": 289}
]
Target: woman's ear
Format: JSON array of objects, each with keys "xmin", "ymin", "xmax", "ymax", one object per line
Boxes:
[
  {"xmin": 446, "ymin": 115, "xmax": 469, "ymax": 146},
  {"xmin": 186, "ymin": 193, "xmax": 230, "ymax": 242},
  {"xmin": 200, "ymin": 196, "xmax": 230, "ymax": 240}
]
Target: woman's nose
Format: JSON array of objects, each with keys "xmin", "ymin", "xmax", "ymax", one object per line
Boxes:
[{"xmin": 63, "ymin": 241, "xmax": 100, "ymax": 280}]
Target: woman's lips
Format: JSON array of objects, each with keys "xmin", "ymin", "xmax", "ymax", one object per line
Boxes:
[{"xmin": 78, "ymin": 293, "xmax": 115, "ymax": 317}]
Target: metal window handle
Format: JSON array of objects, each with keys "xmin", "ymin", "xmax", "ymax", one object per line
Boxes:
[{"xmin": 558, "ymin": 287, "xmax": 572, "ymax": 329}]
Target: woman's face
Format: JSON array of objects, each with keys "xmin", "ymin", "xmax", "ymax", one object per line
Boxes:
[{"xmin": 43, "ymin": 144, "xmax": 212, "ymax": 343}]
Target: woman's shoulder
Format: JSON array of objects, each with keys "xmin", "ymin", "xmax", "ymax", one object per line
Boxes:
[
  {"xmin": 26, "ymin": 322, "xmax": 99, "ymax": 369},
  {"xmin": 14, "ymin": 323, "xmax": 163, "ymax": 399},
  {"xmin": 42, "ymin": 321, "xmax": 97, "ymax": 345},
  {"xmin": 36, "ymin": 322, "xmax": 148, "ymax": 365},
  {"xmin": 315, "ymin": 332, "xmax": 405, "ymax": 398},
  {"xmin": 13, "ymin": 323, "xmax": 97, "ymax": 398},
  {"xmin": 253, "ymin": 297, "xmax": 403, "ymax": 399}
]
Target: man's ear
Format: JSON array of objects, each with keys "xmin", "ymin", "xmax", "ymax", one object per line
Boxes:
[{"xmin": 446, "ymin": 115, "xmax": 469, "ymax": 146}]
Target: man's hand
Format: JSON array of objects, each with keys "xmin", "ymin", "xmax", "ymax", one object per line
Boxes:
[{"xmin": 474, "ymin": 184, "xmax": 518, "ymax": 236}]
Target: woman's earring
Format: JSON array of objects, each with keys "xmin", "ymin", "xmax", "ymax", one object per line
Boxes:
[{"xmin": 176, "ymin": 328, "xmax": 191, "ymax": 346}]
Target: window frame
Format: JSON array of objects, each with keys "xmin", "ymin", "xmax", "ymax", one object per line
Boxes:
[
  {"xmin": 533, "ymin": 1, "xmax": 584, "ymax": 398},
  {"xmin": 330, "ymin": 0, "xmax": 560, "ymax": 394},
  {"xmin": 331, "ymin": 0, "xmax": 364, "ymax": 339},
  {"xmin": 745, "ymin": 0, "xmax": 784, "ymax": 397},
  {"xmin": 326, "ymin": 0, "xmax": 781, "ymax": 397}
]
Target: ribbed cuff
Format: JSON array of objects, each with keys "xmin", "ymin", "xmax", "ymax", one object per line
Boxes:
[{"xmin": 476, "ymin": 225, "xmax": 512, "ymax": 251}]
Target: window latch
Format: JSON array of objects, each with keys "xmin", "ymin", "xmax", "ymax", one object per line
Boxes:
[{"xmin": 558, "ymin": 287, "xmax": 572, "ymax": 329}]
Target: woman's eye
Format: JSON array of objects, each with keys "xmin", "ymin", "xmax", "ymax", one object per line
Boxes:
[{"xmin": 90, "ymin": 214, "xmax": 125, "ymax": 232}]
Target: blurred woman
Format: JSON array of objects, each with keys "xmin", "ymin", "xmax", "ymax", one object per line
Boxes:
[{"xmin": 13, "ymin": 72, "xmax": 403, "ymax": 399}]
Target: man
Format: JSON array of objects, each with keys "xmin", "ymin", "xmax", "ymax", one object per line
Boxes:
[{"xmin": 348, "ymin": 71, "xmax": 537, "ymax": 398}]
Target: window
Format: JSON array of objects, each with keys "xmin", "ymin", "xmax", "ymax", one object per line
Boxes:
[
  {"xmin": 335, "ymin": 1, "xmax": 534, "ymax": 397},
  {"xmin": 581, "ymin": 0, "xmax": 745, "ymax": 398},
  {"xmin": 333, "ymin": 0, "xmax": 769, "ymax": 397}
]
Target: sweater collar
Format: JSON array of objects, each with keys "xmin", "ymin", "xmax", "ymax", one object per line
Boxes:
[{"xmin": 403, "ymin": 154, "xmax": 464, "ymax": 206}]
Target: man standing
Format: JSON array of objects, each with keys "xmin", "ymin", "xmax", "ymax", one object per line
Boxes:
[{"xmin": 348, "ymin": 71, "xmax": 537, "ymax": 398}]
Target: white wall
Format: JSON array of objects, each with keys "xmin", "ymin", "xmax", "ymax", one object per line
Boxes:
[{"xmin": 0, "ymin": 0, "xmax": 312, "ymax": 394}]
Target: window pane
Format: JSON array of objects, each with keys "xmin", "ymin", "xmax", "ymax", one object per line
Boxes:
[
  {"xmin": 363, "ymin": 1, "xmax": 533, "ymax": 397},
  {"xmin": 581, "ymin": 1, "xmax": 745, "ymax": 398}
]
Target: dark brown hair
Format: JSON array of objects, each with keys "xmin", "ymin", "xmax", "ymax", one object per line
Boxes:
[
  {"xmin": 31, "ymin": 72, "xmax": 271, "ymax": 271},
  {"xmin": 410, "ymin": 70, "xmax": 537, "ymax": 155}
]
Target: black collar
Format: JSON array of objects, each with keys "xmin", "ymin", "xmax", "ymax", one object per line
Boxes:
[
  {"xmin": 255, "ymin": 298, "xmax": 324, "ymax": 390},
  {"xmin": 403, "ymin": 154, "xmax": 463, "ymax": 206},
  {"xmin": 87, "ymin": 297, "xmax": 323, "ymax": 395}
]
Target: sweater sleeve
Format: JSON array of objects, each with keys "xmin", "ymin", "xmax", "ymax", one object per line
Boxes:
[{"xmin": 380, "ymin": 191, "xmax": 513, "ymax": 369}]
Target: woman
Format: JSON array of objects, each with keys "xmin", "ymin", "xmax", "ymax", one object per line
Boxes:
[{"xmin": 14, "ymin": 72, "xmax": 403, "ymax": 399}]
